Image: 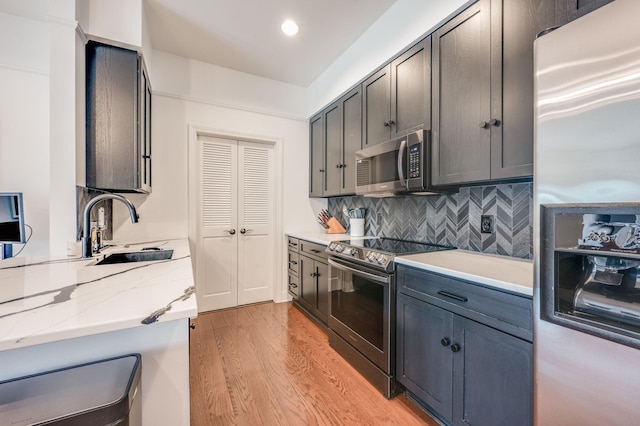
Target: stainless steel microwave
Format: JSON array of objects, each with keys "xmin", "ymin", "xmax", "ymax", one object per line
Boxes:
[{"xmin": 355, "ymin": 130, "xmax": 450, "ymax": 196}]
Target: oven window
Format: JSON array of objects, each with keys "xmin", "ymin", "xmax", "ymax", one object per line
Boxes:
[{"xmin": 330, "ymin": 269, "xmax": 384, "ymax": 350}]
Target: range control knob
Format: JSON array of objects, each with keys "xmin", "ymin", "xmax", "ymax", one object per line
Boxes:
[
  {"xmin": 334, "ymin": 244, "xmax": 344, "ymax": 253},
  {"xmin": 377, "ymin": 255, "xmax": 388, "ymax": 265},
  {"xmin": 327, "ymin": 242, "xmax": 335, "ymax": 251},
  {"xmin": 367, "ymin": 252, "xmax": 377, "ymax": 262}
]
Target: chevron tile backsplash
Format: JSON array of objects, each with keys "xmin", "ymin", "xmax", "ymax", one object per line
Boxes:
[{"xmin": 328, "ymin": 182, "xmax": 533, "ymax": 259}]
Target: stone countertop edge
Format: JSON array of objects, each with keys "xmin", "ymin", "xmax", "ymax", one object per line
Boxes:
[
  {"xmin": 396, "ymin": 250, "xmax": 533, "ymax": 297},
  {"xmin": 286, "ymin": 231, "xmax": 372, "ymax": 245},
  {"xmin": 0, "ymin": 238, "xmax": 198, "ymax": 352},
  {"xmin": 287, "ymin": 232, "xmax": 533, "ymax": 296}
]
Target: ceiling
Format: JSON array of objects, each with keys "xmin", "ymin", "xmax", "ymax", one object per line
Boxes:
[{"xmin": 144, "ymin": 0, "xmax": 398, "ymax": 87}]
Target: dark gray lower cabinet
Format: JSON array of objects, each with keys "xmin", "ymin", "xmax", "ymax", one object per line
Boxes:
[
  {"xmin": 397, "ymin": 293, "xmax": 453, "ymax": 417},
  {"xmin": 298, "ymin": 254, "xmax": 329, "ymax": 325},
  {"xmin": 452, "ymin": 315, "xmax": 532, "ymax": 426},
  {"xmin": 396, "ymin": 266, "xmax": 533, "ymax": 426}
]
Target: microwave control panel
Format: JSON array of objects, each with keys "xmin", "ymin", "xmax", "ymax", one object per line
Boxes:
[{"xmin": 408, "ymin": 144, "xmax": 421, "ymax": 178}]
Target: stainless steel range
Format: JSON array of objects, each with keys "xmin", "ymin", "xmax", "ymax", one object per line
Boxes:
[{"xmin": 325, "ymin": 238, "xmax": 453, "ymax": 398}]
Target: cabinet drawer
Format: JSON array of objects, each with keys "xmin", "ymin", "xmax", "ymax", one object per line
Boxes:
[
  {"xmin": 287, "ymin": 237, "xmax": 299, "ymax": 252},
  {"xmin": 288, "ymin": 250, "xmax": 299, "ymax": 275},
  {"xmin": 288, "ymin": 274, "xmax": 299, "ymax": 297},
  {"xmin": 398, "ymin": 265, "xmax": 532, "ymax": 341},
  {"xmin": 300, "ymin": 240, "xmax": 327, "ymax": 260}
]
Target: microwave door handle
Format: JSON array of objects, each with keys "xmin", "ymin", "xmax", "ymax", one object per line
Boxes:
[{"xmin": 397, "ymin": 139, "xmax": 407, "ymax": 188}]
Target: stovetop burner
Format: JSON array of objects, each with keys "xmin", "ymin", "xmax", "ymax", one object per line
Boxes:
[{"xmin": 326, "ymin": 237, "xmax": 455, "ymax": 272}]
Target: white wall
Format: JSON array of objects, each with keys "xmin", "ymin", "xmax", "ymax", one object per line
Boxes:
[
  {"xmin": 0, "ymin": 10, "xmax": 50, "ymax": 256},
  {"xmin": 76, "ymin": 0, "xmax": 142, "ymax": 47},
  {"xmin": 48, "ymin": 0, "xmax": 80, "ymax": 256},
  {"xmin": 113, "ymin": 51, "xmax": 323, "ymax": 242},
  {"xmin": 307, "ymin": 0, "xmax": 469, "ymax": 116}
]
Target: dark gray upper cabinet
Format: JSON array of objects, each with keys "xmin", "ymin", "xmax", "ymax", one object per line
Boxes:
[
  {"xmin": 391, "ymin": 37, "xmax": 431, "ymax": 139},
  {"xmin": 363, "ymin": 38, "xmax": 431, "ymax": 147},
  {"xmin": 494, "ymin": 0, "xmax": 556, "ymax": 180},
  {"xmin": 338, "ymin": 86, "xmax": 362, "ymax": 195},
  {"xmin": 432, "ymin": 0, "xmax": 492, "ymax": 185},
  {"xmin": 362, "ymin": 65, "xmax": 391, "ymax": 147},
  {"xmin": 309, "ymin": 113, "xmax": 324, "ymax": 197},
  {"xmin": 432, "ymin": 0, "xmax": 555, "ymax": 186},
  {"xmin": 86, "ymin": 40, "xmax": 151, "ymax": 193},
  {"xmin": 310, "ymin": 86, "xmax": 362, "ymax": 197},
  {"xmin": 324, "ymin": 102, "xmax": 341, "ymax": 195},
  {"xmin": 556, "ymin": 0, "xmax": 614, "ymax": 25}
]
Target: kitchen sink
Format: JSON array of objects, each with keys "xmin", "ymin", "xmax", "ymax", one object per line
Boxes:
[{"xmin": 93, "ymin": 249, "xmax": 173, "ymax": 265}]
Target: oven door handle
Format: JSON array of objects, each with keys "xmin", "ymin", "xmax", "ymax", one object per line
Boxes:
[{"xmin": 328, "ymin": 258, "xmax": 390, "ymax": 285}]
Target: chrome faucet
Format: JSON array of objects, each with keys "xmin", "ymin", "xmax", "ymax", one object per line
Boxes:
[{"xmin": 82, "ymin": 194, "xmax": 139, "ymax": 258}]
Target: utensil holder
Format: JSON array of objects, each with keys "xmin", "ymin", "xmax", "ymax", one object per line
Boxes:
[{"xmin": 350, "ymin": 218, "xmax": 365, "ymax": 237}]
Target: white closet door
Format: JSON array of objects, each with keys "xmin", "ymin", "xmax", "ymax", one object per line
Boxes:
[
  {"xmin": 197, "ymin": 136, "xmax": 238, "ymax": 311},
  {"xmin": 237, "ymin": 141, "xmax": 274, "ymax": 305}
]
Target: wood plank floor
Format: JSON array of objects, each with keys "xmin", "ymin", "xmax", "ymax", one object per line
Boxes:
[{"xmin": 190, "ymin": 301, "xmax": 439, "ymax": 426}]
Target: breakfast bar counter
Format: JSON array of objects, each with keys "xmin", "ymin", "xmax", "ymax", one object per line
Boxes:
[{"xmin": 0, "ymin": 238, "xmax": 197, "ymax": 426}]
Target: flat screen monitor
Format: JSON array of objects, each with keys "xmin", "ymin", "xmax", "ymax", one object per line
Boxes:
[{"xmin": 0, "ymin": 192, "xmax": 26, "ymax": 244}]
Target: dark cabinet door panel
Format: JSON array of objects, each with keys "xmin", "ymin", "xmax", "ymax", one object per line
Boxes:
[
  {"xmin": 556, "ymin": 0, "xmax": 614, "ymax": 25},
  {"xmin": 309, "ymin": 114, "xmax": 324, "ymax": 197},
  {"xmin": 391, "ymin": 37, "xmax": 431, "ymax": 137},
  {"xmin": 432, "ymin": 0, "xmax": 492, "ymax": 185},
  {"xmin": 324, "ymin": 103, "xmax": 341, "ymax": 196},
  {"xmin": 86, "ymin": 41, "xmax": 150, "ymax": 192},
  {"xmin": 452, "ymin": 316, "xmax": 533, "ymax": 426},
  {"xmin": 362, "ymin": 65, "xmax": 391, "ymax": 147},
  {"xmin": 493, "ymin": 0, "xmax": 556, "ymax": 180},
  {"xmin": 315, "ymin": 261, "xmax": 329, "ymax": 323},
  {"xmin": 299, "ymin": 255, "xmax": 316, "ymax": 312},
  {"xmin": 397, "ymin": 294, "xmax": 454, "ymax": 419},
  {"xmin": 341, "ymin": 87, "xmax": 362, "ymax": 195}
]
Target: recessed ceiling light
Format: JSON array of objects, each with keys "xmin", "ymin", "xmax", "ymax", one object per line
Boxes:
[{"xmin": 281, "ymin": 19, "xmax": 299, "ymax": 36}]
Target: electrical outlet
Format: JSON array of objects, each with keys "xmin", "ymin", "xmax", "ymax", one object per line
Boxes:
[{"xmin": 480, "ymin": 215, "xmax": 494, "ymax": 234}]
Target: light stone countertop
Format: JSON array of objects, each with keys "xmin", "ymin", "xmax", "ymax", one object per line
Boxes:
[
  {"xmin": 0, "ymin": 238, "xmax": 197, "ymax": 351},
  {"xmin": 396, "ymin": 250, "xmax": 533, "ymax": 297},
  {"xmin": 287, "ymin": 232, "xmax": 533, "ymax": 297}
]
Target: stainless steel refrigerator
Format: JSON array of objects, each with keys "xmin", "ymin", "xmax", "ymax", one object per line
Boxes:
[{"xmin": 534, "ymin": 0, "xmax": 640, "ymax": 424}]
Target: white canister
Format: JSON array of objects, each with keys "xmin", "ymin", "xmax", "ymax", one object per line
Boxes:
[{"xmin": 350, "ymin": 218, "xmax": 365, "ymax": 237}]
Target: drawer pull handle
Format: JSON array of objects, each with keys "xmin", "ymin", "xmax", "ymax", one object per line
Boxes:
[
  {"xmin": 437, "ymin": 290, "xmax": 468, "ymax": 302},
  {"xmin": 451, "ymin": 343, "xmax": 461, "ymax": 353},
  {"xmin": 290, "ymin": 283, "xmax": 298, "ymax": 288},
  {"xmin": 310, "ymin": 249, "xmax": 321, "ymax": 253},
  {"xmin": 440, "ymin": 337, "xmax": 450, "ymax": 347},
  {"xmin": 288, "ymin": 260, "xmax": 298, "ymax": 265}
]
